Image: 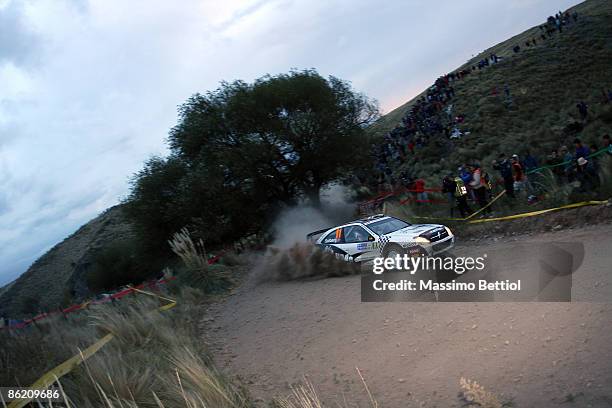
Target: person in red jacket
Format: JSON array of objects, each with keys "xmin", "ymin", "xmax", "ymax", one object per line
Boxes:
[
  {"xmin": 414, "ymin": 178, "xmax": 428, "ymax": 202},
  {"xmin": 408, "ymin": 141, "xmax": 415, "ymax": 154},
  {"xmin": 511, "ymin": 154, "xmax": 525, "ymax": 192},
  {"xmin": 469, "ymin": 164, "xmax": 491, "ymax": 214}
]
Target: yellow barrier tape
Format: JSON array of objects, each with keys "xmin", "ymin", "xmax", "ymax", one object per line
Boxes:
[
  {"xmin": 8, "ymin": 289, "xmax": 177, "ymax": 408},
  {"xmin": 158, "ymin": 302, "xmax": 178, "ymax": 312},
  {"xmin": 466, "ymin": 200, "xmax": 607, "ymax": 224},
  {"xmin": 129, "ymin": 286, "xmax": 177, "ymax": 304},
  {"xmin": 409, "ymin": 215, "xmax": 466, "ymax": 221},
  {"xmin": 7, "ymin": 333, "xmax": 114, "ymax": 408},
  {"xmin": 463, "ymin": 189, "xmax": 507, "ymax": 220},
  {"xmin": 409, "ymin": 200, "xmax": 607, "ymax": 224},
  {"xmin": 406, "ymin": 190, "xmax": 506, "ymax": 222}
]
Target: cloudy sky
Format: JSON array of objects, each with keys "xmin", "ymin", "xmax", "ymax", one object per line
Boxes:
[{"xmin": 0, "ymin": 0, "xmax": 579, "ymax": 285}]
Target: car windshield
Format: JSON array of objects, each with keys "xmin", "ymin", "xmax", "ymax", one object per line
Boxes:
[{"xmin": 367, "ymin": 217, "xmax": 410, "ymax": 235}]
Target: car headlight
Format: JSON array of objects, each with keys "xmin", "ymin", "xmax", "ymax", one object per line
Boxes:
[
  {"xmin": 444, "ymin": 226, "xmax": 453, "ymax": 236},
  {"xmin": 414, "ymin": 237, "xmax": 430, "ymax": 244}
]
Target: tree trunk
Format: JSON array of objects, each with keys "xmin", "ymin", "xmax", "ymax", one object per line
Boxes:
[{"xmin": 305, "ymin": 184, "xmax": 322, "ymax": 208}]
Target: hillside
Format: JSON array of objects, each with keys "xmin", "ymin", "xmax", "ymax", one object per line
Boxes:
[
  {"xmin": 0, "ymin": 205, "xmax": 133, "ymax": 317},
  {"xmin": 369, "ymin": 0, "xmax": 612, "ymax": 188}
]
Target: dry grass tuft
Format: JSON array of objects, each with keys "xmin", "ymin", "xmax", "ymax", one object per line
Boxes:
[
  {"xmin": 274, "ymin": 378, "xmax": 322, "ymax": 408},
  {"xmin": 1, "ymin": 286, "xmax": 250, "ymax": 408},
  {"xmin": 169, "ymin": 228, "xmax": 209, "ymax": 272},
  {"xmin": 164, "ymin": 347, "xmax": 249, "ymax": 408},
  {"xmin": 257, "ymin": 243, "xmax": 361, "ymax": 282},
  {"xmin": 459, "ymin": 377, "xmax": 502, "ymax": 408}
]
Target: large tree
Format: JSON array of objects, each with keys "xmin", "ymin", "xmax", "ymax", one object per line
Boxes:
[
  {"xmin": 168, "ymin": 69, "xmax": 379, "ymax": 205},
  {"xmin": 126, "ymin": 70, "xmax": 379, "ymax": 258}
]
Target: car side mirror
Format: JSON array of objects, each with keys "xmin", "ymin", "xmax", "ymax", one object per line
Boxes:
[{"xmin": 368, "ymin": 235, "xmax": 375, "ymax": 241}]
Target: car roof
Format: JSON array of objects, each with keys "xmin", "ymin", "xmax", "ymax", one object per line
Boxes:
[
  {"xmin": 328, "ymin": 214, "xmax": 395, "ymax": 228},
  {"xmin": 308, "ymin": 215, "xmax": 398, "ymax": 241},
  {"xmin": 353, "ymin": 214, "xmax": 391, "ymax": 225}
]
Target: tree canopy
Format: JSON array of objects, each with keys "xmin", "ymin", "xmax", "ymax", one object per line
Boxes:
[{"xmin": 125, "ymin": 69, "xmax": 379, "ymax": 257}]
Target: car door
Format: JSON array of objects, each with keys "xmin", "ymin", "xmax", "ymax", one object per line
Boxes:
[
  {"xmin": 319, "ymin": 228, "xmax": 351, "ymax": 260},
  {"xmin": 335, "ymin": 225, "xmax": 378, "ymax": 262}
]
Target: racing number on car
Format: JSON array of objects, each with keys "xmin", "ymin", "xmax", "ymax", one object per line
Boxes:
[{"xmin": 335, "ymin": 228, "xmax": 342, "ymax": 241}]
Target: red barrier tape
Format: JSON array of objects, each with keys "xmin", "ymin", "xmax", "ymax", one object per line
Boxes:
[
  {"xmin": 1, "ymin": 275, "xmax": 181, "ymax": 331},
  {"xmin": 399, "ymin": 197, "xmax": 449, "ymax": 205},
  {"xmin": 361, "ymin": 186, "xmax": 443, "ymax": 206},
  {"xmin": 2, "ymin": 253, "xmax": 222, "ymax": 331}
]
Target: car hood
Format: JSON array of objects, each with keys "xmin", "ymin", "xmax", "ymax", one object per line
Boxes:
[{"xmin": 385, "ymin": 224, "xmax": 445, "ymax": 240}]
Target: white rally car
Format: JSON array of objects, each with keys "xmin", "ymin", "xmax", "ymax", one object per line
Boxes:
[{"xmin": 306, "ymin": 214, "xmax": 454, "ymax": 262}]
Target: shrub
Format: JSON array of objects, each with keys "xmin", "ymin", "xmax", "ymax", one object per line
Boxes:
[
  {"xmin": 169, "ymin": 228, "xmax": 234, "ymax": 293},
  {"xmin": 87, "ymin": 240, "xmax": 150, "ymax": 292},
  {"xmin": 599, "ymin": 105, "xmax": 612, "ymax": 124},
  {"xmin": 17, "ymin": 295, "xmax": 41, "ymax": 317}
]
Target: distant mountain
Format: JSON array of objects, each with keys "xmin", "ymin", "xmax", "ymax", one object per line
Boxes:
[{"xmin": 0, "ymin": 205, "xmax": 133, "ymax": 318}]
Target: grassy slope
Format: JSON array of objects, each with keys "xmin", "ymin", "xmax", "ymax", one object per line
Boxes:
[
  {"xmin": 0, "ymin": 288, "xmax": 250, "ymax": 407},
  {"xmin": 369, "ymin": 0, "xmax": 612, "ymax": 187}
]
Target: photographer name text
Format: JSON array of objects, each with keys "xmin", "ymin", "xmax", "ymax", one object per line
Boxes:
[{"xmin": 373, "ymin": 279, "xmax": 521, "ymax": 292}]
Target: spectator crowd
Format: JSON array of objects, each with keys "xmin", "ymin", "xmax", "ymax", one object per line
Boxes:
[
  {"xmin": 368, "ymin": 7, "xmax": 612, "ymax": 218},
  {"xmin": 431, "ymin": 134, "xmax": 611, "ymax": 218}
]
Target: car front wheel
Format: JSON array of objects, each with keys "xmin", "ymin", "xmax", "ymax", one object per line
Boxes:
[{"xmin": 383, "ymin": 244, "xmax": 405, "ymax": 259}]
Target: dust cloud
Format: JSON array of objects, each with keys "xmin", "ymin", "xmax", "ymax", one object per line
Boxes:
[
  {"xmin": 270, "ymin": 183, "xmax": 357, "ymax": 248},
  {"xmin": 255, "ymin": 183, "xmax": 361, "ymax": 281}
]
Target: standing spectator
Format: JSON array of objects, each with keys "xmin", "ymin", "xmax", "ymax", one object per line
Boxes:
[
  {"xmin": 442, "ymin": 175, "xmax": 457, "ymax": 217},
  {"xmin": 453, "ymin": 176, "xmax": 472, "ymax": 217},
  {"xmin": 576, "ymin": 157, "xmax": 598, "ymax": 192},
  {"xmin": 589, "ymin": 144, "xmax": 600, "ymax": 171},
  {"xmin": 576, "ymin": 101, "xmax": 588, "ymax": 121},
  {"xmin": 547, "ymin": 149, "xmax": 564, "ymax": 181},
  {"xmin": 523, "ymin": 150, "xmax": 539, "ymax": 172},
  {"xmin": 469, "ymin": 164, "xmax": 491, "ymax": 215},
  {"xmin": 504, "ymin": 84, "xmax": 511, "ymax": 98},
  {"xmin": 503, "ymin": 84, "xmax": 513, "ymax": 108},
  {"xmin": 459, "ymin": 165, "xmax": 474, "ymax": 201},
  {"xmin": 560, "ymin": 145, "xmax": 575, "ymax": 182},
  {"xmin": 414, "ymin": 177, "xmax": 428, "ymax": 202},
  {"xmin": 493, "ymin": 153, "xmax": 515, "ymax": 198},
  {"xmin": 399, "ymin": 171, "xmax": 413, "ymax": 191},
  {"xmin": 511, "ymin": 154, "xmax": 525, "ymax": 192},
  {"xmin": 459, "ymin": 166, "xmax": 472, "ymax": 184},
  {"xmin": 574, "ymin": 138, "xmax": 590, "ymax": 159}
]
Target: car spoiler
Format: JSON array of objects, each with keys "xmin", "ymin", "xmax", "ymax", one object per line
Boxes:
[{"xmin": 306, "ymin": 227, "xmax": 333, "ymax": 242}]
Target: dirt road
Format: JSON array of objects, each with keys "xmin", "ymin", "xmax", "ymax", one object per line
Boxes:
[{"xmin": 206, "ymin": 224, "xmax": 612, "ymax": 407}]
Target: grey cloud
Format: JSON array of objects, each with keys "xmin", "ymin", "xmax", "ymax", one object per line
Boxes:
[
  {"xmin": 217, "ymin": 0, "xmax": 276, "ymax": 31},
  {"xmin": 0, "ymin": 1, "xmax": 40, "ymax": 65}
]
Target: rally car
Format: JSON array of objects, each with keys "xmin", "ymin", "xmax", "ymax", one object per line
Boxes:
[{"xmin": 306, "ymin": 214, "xmax": 454, "ymax": 262}]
